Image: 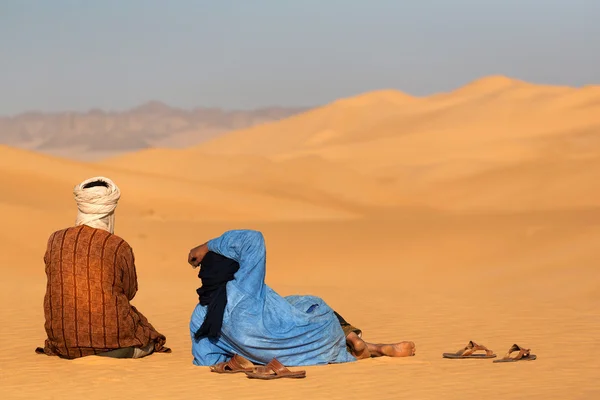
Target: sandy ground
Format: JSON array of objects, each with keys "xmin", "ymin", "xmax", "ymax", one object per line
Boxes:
[{"xmin": 1, "ymin": 76, "xmax": 600, "ymax": 399}]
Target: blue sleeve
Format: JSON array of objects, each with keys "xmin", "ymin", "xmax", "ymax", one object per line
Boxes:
[{"xmin": 207, "ymin": 229, "xmax": 266, "ymax": 297}]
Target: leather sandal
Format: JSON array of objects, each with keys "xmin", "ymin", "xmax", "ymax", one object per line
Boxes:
[
  {"xmin": 443, "ymin": 340, "xmax": 496, "ymax": 359},
  {"xmin": 493, "ymin": 344, "xmax": 537, "ymax": 363},
  {"xmin": 210, "ymin": 354, "xmax": 255, "ymax": 373},
  {"xmin": 245, "ymin": 358, "xmax": 306, "ymax": 380}
]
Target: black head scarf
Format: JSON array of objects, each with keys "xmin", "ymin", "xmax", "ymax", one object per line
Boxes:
[{"xmin": 194, "ymin": 251, "xmax": 240, "ymax": 340}]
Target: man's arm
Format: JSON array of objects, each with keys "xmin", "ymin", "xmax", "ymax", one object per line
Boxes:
[
  {"xmin": 120, "ymin": 244, "xmax": 138, "ymax": 300},
  {"xmin": 43, "ymin": 231, "xmax": 58, "ymax": 265},
  {"xmin": 189, "ymin": 230, "xmax": 267, "ymax": 297}
]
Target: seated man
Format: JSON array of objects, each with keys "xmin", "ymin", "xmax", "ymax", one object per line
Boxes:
[
  {"xmin": 188, "ymin": 229, "xmax": 415, "ymax": 368},
  {"xmin": 36, "ymin": 177, "xmax": 170, "ymax": 359}
]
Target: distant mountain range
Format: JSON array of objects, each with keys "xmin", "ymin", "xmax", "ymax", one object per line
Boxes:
[{"xmin": 0, "ymin": 102, "xmax": 309, "ymax": 160}]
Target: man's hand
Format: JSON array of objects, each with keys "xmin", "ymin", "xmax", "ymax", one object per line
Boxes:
[{"xmin": 188, "ymin": 243, "xmax": 209, "ymax": 268}]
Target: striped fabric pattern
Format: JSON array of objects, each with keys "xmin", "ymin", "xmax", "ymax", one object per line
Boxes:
[{"xmin": 40, "ymin": 224, "xmax": 167, "ymax": 359}]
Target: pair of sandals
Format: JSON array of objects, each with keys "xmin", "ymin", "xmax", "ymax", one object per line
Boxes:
[
  {"xmin": 443, "ymin": 341, "xmax": 537, "ymax": 363},
  {"xmin": 210, "ymin": 355, "xmax": 306, "ymax": 380},
  {"xmin": 210, "ymin": 341, "xmax": 535, "ymax": 379}
]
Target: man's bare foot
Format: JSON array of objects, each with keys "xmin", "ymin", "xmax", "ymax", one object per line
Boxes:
[
  {"xmin": 346, "ymin": 332, "xmax": 371, "ymax": 359},
  {"xmin": 382, "ymin": 341, "xmax": 416, "ymax": 357},
  {"xmin": 367, "ymin": 341, "xmax": 416, "ymax": 357}
]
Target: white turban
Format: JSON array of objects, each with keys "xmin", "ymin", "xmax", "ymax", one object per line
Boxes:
[{"xmin": 73, "ymin": 176, "xmax": 121, "ymax": 234}]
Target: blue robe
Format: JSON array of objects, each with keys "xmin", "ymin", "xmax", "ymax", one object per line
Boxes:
[{"xmin": 189, "ymin": 229, "xmax": 356, "ymax": 367}]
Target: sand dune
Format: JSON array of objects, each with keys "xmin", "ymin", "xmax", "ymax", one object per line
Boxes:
[
  {"xmin": 1, "ymin": 76, "xmax": 600, "ymax": 400},
  {"xmin": 98, "ymin": 76, "xmax": 600, "ymax": 213},
  {"xmin": 189, "ymin": 77, "xmax": 599, "ymax": 157}
]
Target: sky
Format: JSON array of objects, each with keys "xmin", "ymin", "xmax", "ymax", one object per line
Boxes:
[{"xmin": 0, "ymin": 0, "xmax": 598, "ymax": 115}]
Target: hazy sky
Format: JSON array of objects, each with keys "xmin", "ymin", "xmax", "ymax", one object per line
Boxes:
[{"xmin": 1, "ymin": 0, "xmax": 598, "ymax": 115}]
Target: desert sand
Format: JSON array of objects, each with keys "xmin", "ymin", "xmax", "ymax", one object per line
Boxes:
[{"xmin": 1, "ymin": 76, "xmax": 599, "ymax": 399}]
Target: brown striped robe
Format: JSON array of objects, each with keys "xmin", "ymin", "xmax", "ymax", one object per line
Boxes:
[{"xmin": 39, "ymin": 224, "xmax": 168, "ymax": 359}]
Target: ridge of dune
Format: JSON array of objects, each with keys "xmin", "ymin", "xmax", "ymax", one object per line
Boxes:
[
  {"xmin": 99, "ymin": 75, "xmax": 596, "ymax": 163},
  {"xmin": 451, "ymin": 75, "xmax": 526, "ymax": 95},
  {"xmin": 450, "ymin": 75, "xmax": 583, "ymax": 96},
  {"xmin": 0, "ymin": 145, "xmax": 138, "ymax": 189},
  {"xmin": 430, "ymin": 76, "xmax": 577, "ymax": 110},
  {"xmin": 93, "ymin": 75, "xmax": 600, "ymax": 215},
  {"xmin": 329, "ymin": 89, "xmax": 415, "ymax": 107},
  {"xmin": 189, "ymin": 75, "xmax": 596, "ymax": 156},
  {"xmin": 0, "ymin": 144, "xmax": 84, "ymax": 170},
  {"xmin": 182, "ymin": 91, "xmax": 415, "ymax": 157}
]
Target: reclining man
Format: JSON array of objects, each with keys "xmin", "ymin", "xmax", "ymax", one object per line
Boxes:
[
  {"xmin": 36, "ymin": 177, "xmax": 170, "ymax": 359},
  {"xmin": 188, "ymin": 229, "xmax": 415, "ymax": 370}
]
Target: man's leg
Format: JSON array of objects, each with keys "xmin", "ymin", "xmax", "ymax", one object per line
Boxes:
[
  {"xmin": 96, "ymin": 343, "xmax": 155, "ymax": 359},
  {"xmin": 96, "ymin": 347, "xmax": 136, "ymax": 358},
  {"xmin": 334, "ymin": 311, "xmax": 416, "ymax": 359},
  {"xmin": 334, "ymin": 311, "xmax": 362, "ymax": 335},
  {"xmin": 345, "ymin": 332, "xmax": 371, "ymax": 359},
  {"xmin": 132, "ymin": 342, "xmax": 155, "ymax": 359},
  {"xmin": 365, "ymin": 341, "xmax": 416, "ymax": 357},
  {"xmin": 346, "ymin": 332, "xmax": 416, "ymax": 358},
  {"xmin": 334, "ymin": 311, "xmax": 370, "ymax": 359}
]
